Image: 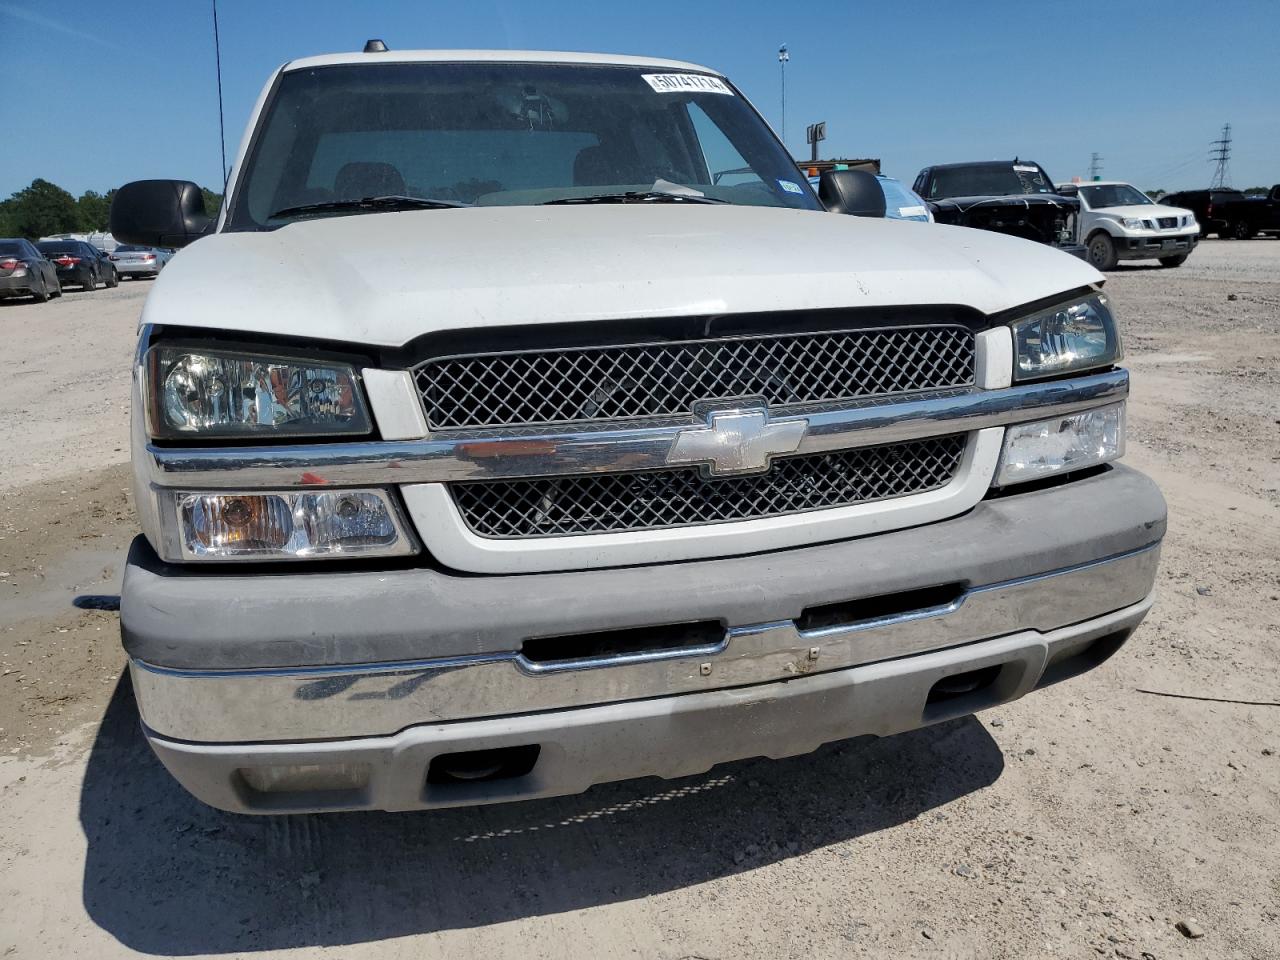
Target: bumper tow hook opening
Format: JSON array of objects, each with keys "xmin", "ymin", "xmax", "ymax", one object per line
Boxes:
[
  {"xmin": 427, "ymin": 744, "xmax": 541, "ymax": 785},
  {"xmin": 926, "ymin": 664, "xmax": 1003, "ymax": 705}
]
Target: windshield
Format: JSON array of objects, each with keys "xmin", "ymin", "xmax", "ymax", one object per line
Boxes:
[
  {"xmin": 923, "ymin": 163, "xmax": 1055, "ymax": 200},
  {"xmin": 1079, "ymin": 183, "xmax": 1152, "ymax": 208},
  {"xmin": 228, "ymin": 61, "xmax": 820, "ymax": 229},
  {"xmin": 115, "ymin": 244, "xmax": 153, "ymax": 252},
  {"xmin": 36, "ymin": 241, "xmax": 82, "ymax": 253},
  {"xmin": 0, "ymin": 241, "xmax": 28, "ymax": 256},
  {"xmin": 877, "ymin": 177, "xmax": 930, "ymax": 221}
]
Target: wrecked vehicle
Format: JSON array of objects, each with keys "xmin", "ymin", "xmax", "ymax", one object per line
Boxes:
[
  {"xmin": 110, "ymin": 48, "xmax": 1164, "ymax": 814},
  {"xmin": 913, "ymin": 160, "xmax": 1087, "ymax": 258}
]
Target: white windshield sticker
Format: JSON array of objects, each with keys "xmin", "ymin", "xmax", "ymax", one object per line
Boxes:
[
  {"xmin": 1012, "ymin": 164, "xmax": 1040, "ymax": 172},
  {"xmin": 898, "ymin": 205, "xmax": 927, "ymax": 217},
  {"xmin": 777, "ymin": 179, "xmax": 803, "ymax": 195},
  {"xmin": 642, "ymin": 73, "xmax": 734, "ymax": 95}
]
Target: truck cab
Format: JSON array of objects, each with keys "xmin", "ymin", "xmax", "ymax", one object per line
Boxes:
[{"xmin": 110, "ymin": 48, "xmax": 1164, "ymax": 814}]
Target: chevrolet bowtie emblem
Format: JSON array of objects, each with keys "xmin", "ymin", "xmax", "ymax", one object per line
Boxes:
[{"xmin": 666, "ymin": 406, "xmax": 807, "ymax": 477}]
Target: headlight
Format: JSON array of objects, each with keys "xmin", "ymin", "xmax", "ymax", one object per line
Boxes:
[
  {"xmin": 1011, "ymin": 293, "xmax": 1122, "ymax": 381},
  {"xmin": 168, "ymin": 489, "xmax": 417, "ymax": 560},
  {"xmin": 1120, "ymin": 218, "xmax": 1145, "ymax": 230},
  {"xmin": 995, "ymin": 403, "xmax": 1125, "ymax": 486},
  {"xmin": 148, "ymin": 346, "xmax": 371, "ymax": 438}
]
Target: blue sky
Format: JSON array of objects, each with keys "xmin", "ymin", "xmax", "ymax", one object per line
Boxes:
[{"xmin": 1, "ymin": 0, "xmax": 1276, "ymax": 198}]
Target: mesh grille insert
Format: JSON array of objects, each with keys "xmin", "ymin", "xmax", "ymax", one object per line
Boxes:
[
  {"xmin": 450, "ymin": 434, "xmax": 967, "ymax": 538},
  {"xmin": 414, "ymin": 325, "xmax": 975, "ymax": 430}
]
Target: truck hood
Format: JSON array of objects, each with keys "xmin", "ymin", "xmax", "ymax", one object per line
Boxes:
[
  {"xmin": 1088, "ymin": 203, "xmax": 1191, "ymax": 220},
  {"xmin": 142, "ymin": 204, "xmax": 1102, "ymax": 347}
]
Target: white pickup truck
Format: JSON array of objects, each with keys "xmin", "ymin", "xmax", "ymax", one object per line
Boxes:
[
  {"xmin": 111, "ymin": 47, "xmax": 1165, "ymax": 814},
  {"xmin": 1057, "ymin": 180, "xmax": 1199, "ymax": 270}
]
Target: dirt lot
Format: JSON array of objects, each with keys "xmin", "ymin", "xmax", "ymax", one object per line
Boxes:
[{"xmin": 0, "ymin": 243, "xmax": 1277, "ymax": 959}]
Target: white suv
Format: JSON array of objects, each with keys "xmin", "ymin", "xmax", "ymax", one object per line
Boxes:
[{"xmin": 1059, "ymin": 180, "xmax": 1198, "ymax": 270}]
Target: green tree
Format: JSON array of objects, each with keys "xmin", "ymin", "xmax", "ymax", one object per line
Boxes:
[
  {"xmin": 1145, "ymin": 189, "xmax": 1166, "ymax": 200},
  {"xmin": 76, "ymin": 189, "xmax": 115, "ymax": 231},
  {"xmin": 201, "ymin": 187, "xmax": 223, "ymax": 219},
  {"xmin": 4, "ymin": 179, "xmax": 80, "ymax": 238}
]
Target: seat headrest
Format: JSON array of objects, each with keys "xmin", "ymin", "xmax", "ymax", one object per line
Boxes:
[{"xmin": 334, "ymin": 162, "xmax": 406, "ymax": 198}]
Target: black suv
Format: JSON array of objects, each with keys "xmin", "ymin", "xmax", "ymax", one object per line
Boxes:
[{"xmin": 34, "ymin": 239, "xmax": 118, "ymax": 291}]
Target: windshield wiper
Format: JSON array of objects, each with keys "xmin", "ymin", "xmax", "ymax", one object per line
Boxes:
[
  {"xmin": 543, "ymin": 190, "xmax": 729, "ymax": 206},
  {"xmin": 269, "ymin": 195, "xmax": 468, "ymax": 220}
]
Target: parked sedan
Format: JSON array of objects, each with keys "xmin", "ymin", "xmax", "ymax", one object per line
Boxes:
[
  {"xmin": 0, "ymin": 238, "xmax": 62, "ymax": 302},
  {"xmin": 110, "ymin": 244, "xmax": 172, "ymax": 279},
  {"xmin": 35, "ymin": 239, "xmax": 117, "ymax": 290}
]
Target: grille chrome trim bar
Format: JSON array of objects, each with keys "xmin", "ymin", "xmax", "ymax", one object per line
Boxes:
[{"xmin": 144, "ymin": 368, "xmax": 1128, "ymax": 489}]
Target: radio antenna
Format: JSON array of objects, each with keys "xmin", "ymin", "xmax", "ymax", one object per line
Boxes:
[{"xmin": 213, "ymin": 0, "xmax": 229, "ymax": 189}]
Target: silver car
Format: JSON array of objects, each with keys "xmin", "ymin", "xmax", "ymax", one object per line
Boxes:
[{"xmin": 110, "ymin": 244, "xmax": 172, "ymax": 279}]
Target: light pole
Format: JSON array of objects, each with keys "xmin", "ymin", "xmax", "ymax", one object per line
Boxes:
[{"xmin": 778, "ymin": 44, "xmax": 789, "ymax": 149}]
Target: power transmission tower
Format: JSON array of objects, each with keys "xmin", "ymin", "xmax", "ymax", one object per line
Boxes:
[
  {"xmin": 1089, "ymin": 152, "xmax": 1103, "ymax": 180},
  {"xmin": 1209, "ymin": 123, "xmax": 1232, "ymax": 189}
]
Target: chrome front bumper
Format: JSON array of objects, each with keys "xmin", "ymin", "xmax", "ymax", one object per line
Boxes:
[
  {"xmin": 143, "ymin": 600, "xmax": 1152, "ymax": 813},
  {"xmin": 131, "ymin": 543, "xmax": 1160, "ymax": 743}
]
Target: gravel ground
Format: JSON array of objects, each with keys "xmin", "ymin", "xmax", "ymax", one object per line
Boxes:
[{"xmin": 0, "ymin": 241, "xmax": 1277, "ymax": 959}]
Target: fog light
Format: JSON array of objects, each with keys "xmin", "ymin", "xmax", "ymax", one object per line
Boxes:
[
  {"xmin": 995, "ymin": 403, "xmax": 1124, "ymax": 486},
  {"xmin": 239, "ymin": 762, "xmax": 371, "ymax": 794},
  {"xmin": 175, "ymin": 489, "xmax": 417, "ymax": 560}
]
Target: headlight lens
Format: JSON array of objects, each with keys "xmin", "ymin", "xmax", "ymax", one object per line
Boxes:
[
  {"xmin": 173, "ymin": 489, "xmax": 417, "ymax": 560},
  {"xmin": 995, "ymin": 403, "xmax": 1125, "ymax": 486},
  {"xmin": 1121, "ymin": 217, "xmax": 1145, "ymax": 229},
  {"xmin": 149, "ymin": 346, "xmax": 370, "ymax": 438},
  {"xmin": 1011, "ymin": 293, "xmax": 1121, "ymax": 381}
]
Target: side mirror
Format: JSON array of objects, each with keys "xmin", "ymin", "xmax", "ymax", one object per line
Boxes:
[
  {"xmin": 110, "ymin": 180, "xmax": 212, "ymax": 248},
  {"xmin": 1057, "ymin": 183, "xmax": 1079, "ymax": 197},
  {"xmin": 818, "ymin": 169, "xmax": 886, "ymax": 217}
]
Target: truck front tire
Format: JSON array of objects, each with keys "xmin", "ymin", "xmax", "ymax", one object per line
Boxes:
[
  {"xmin": 1158, "ymin": 254, "xmax": 1188, "ymax": 268},
  {"xmin": 1087, "ymin": 233, "xmax": 1118, "ymax": 270}
]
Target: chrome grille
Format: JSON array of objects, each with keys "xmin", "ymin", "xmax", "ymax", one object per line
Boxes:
[
  {"xmin": 450, "ymin": 434, "xmax": 967, "ymax": 538},
  {"xmin": 414, "ymin": 325, "xmax": 975, "ymax": 430}
]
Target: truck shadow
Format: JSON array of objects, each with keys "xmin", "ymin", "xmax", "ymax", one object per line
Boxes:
[{"xmin": 80, "ymin": 675, "xmax": 1004, "ymax": 955}]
